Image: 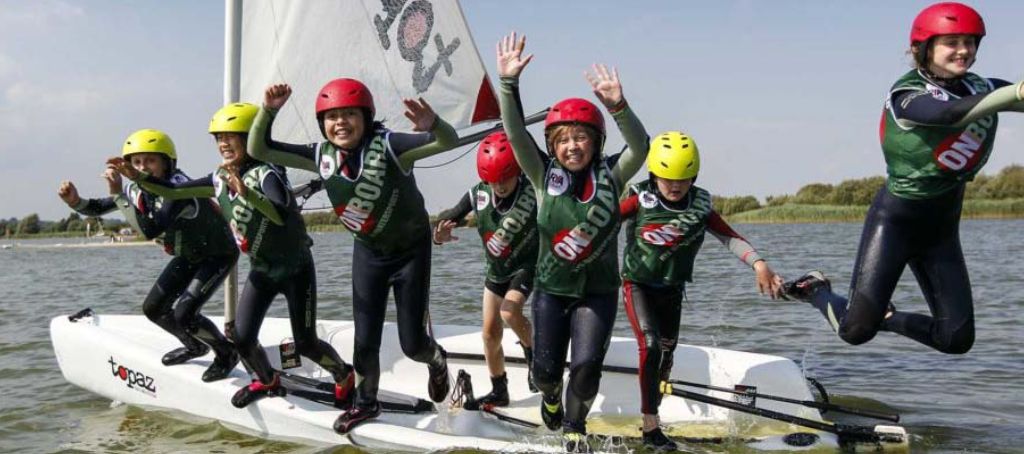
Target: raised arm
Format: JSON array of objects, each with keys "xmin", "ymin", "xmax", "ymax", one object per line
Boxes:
[
  {"xmin": 394, "ymin": 98, "xmax": 459, "ymax": 170},
  {"xmin": 247, "ymin": 84, "xmax": 319, "ymax": 172},
  {"xmin": 108, "ymin": 156, "xmax": 215, "ymax": 200},
  {"xmin": 585, "ymin": 64, "xmax": 649, "ymax": 188},
  {"xmin": 496, "ymin": 32, "xmax": 546, "ymax": 186}
]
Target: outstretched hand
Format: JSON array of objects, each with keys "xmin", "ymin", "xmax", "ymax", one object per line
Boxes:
[
  {"xmin": 404, "ymin": 97, "xmax": 437, "ymax": 132},
  {"xmin": 103, "ymin": 168, "xmax": 123, "ymax": 195},
  {"xmin": 585, "ymin": 64, "xmax": 624, "ymax": 109},
  {"xmin": 433, "ymin": 219, "xmax": 458, "ymax": 244},
  {"xmin": 496, "ymin": 31, "xmax": 533, "ymax": 78},
  {"xmin": 106, "ymin": 157, "xmax": 140, "ymax": 181},
  {"xmin": 754, "ymin": 261, "xmax": 784, "ymax": 300},
  {"xmin": 58, "ymin": 180, "xmax": 81, "ymax": 207},
  {"xmin": 218, "ymin": 163, "xmax": 248, "ymax": 197},
  {"xmin": 264, "ymin": 84, "xmax": 292, "ymax": 111}
]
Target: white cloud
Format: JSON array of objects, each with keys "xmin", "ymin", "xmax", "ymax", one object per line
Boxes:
[{"xmin": 0, "ymin": 53, "xmax": 14, "ymax": 79}]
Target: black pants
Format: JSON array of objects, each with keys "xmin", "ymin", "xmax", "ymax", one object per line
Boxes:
[
  {"xmin": 234, "ymin": 258, "xmax": 350, "ymax": 384},
  {"xmin": 622, "ymin": 281, "xmax": 682, "ymax": 415},
  {"xmin": 813, "ymin": 185, "xmax": 974, "ymax": 354},
  {"xmin": 142, "ymin": 254, "xmax": 237, "ymax": 357},
  {"xmin": 532, "ymin": 290, "xmax": 617, "ymax": 433},
  {"xmin": 351, "ymin": 238, "xmax": 444, "ymax": 407}
]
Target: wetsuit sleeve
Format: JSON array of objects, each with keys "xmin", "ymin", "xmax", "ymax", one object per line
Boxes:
[
  {"xmin": 72, "ymin": 197, "xmax": 117, "ymax": 216},
  {"xmin": 437, "ymin": 191, "xmax": 473, "ymax": 224},
  {"xmin": 609, "ymin": 104, "xmax": 650, "ymax": 190},
  {"xmin": 112, "ymin": 193, "xmax": 188, "ymax": 239},
  {"xmin": 891, "ymin": 79, "xmax": 1023, "ymax": 128},
  {"xmin": 394, "ymin": 118, "xmax": 459, "ymax": 171},
  {"xmin": 136, "ymin": 173, "xmax": 215, "ymax": 200},
  {"xmin": 247, "ymin": 107, "xmax": 319, "ymax": 172},
  {"xmin": 242, "ymin": 171, "xmax": 288, "ymax": 226},
  {"xmin": 498, "ymin": 76, "xmax": 547, "ymax": 188},
  {"xmin": 706, "ymin": 210, "xmax": 762, "ymax": 267},
  {"xmin": 619, "ymin": 192, "xmax": 639, "ymax": 219}
]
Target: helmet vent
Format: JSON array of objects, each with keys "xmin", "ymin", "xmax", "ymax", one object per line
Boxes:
[
  {"xmin": 659, "ymin": 161, "xmax": 668, "ymax": 168},
  {"xmin": 227, "ymin": 116, "xmax": 237, "ymax": 122},
  {"xmin": 148, "ymin": 139, "xmax": 157, "ymax": 143}
]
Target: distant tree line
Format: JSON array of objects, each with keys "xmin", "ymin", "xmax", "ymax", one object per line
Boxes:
[
  {"xmin": 713, "ymin": 164, "xmax": 1024, "ymax": 215},
  {"xmin": 1, "ymin": 213, "xmax": 128, "ymax": 237}
]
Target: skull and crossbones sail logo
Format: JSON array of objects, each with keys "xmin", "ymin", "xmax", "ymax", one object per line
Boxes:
[{"xmin": 374, "ymin": 0, "xmax": 461, "ymax": 93}]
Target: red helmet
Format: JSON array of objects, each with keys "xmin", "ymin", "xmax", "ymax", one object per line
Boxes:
[
  {"xmin": 316, "ymin": 78, "xmax": 375, "ymax": 118},
  {"xmin": 476, "ymin": 132, "xmax": 520, "ymax": 183},
  {"xmin": 910, "ymin": 2, "xmax": 985, "ymax": 45},
  {"xmin": 544, "ymin": 98, "xmax": 605, "ymax": 136}
]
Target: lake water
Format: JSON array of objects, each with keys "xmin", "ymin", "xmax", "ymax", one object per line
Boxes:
[{"xmin": 1, "ymin": 220, "xmax": 1021, "ymax": 453}]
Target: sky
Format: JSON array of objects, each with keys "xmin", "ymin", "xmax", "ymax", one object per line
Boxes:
[{"xmin": 0, "ymin": 0, "xmax": 1021, "ymax": 220}]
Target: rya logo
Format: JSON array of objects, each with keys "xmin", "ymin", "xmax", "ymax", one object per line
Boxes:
[{"xmin": 108, "ymin": 356, "xmax": 157, "ymax": 395}]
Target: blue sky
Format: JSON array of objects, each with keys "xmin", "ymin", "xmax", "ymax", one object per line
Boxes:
[{"xmin": 1, "ymin": 0, "xmax": 1021, "ymax": 220}]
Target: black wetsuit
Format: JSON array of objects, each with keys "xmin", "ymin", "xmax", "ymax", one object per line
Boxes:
[
  {"xmin": 810, "ymin": 73, "xmax": 1017, "ymax": 354},
  {"xmin": 75, "ymin": 172, "xmax": 238, "ymax": 360},
  {"xmin": 138, "ymin": 163, "xmax": 351, "ymax": 384}
]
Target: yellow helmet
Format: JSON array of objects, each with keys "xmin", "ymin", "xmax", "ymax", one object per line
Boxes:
[
  {"xmin": 209, "ymin": 102, "xmax": 259, "ymax": 134},
  {"xmin": 646, "ymin": 131, "xmax": 699, "ymax": 180},
  {"xmin": 122, "ymin": 129, "xmax": 177, "ymax": 160}
]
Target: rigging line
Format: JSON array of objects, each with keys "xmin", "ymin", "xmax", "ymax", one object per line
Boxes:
[{"xmin": 413, "ymin": 139, "xmax": 482, "ymax": 169}]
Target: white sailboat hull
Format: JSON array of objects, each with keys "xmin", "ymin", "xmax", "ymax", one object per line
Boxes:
[{"xmin": 50, "ymin": 312, "xmax": 905, "ymax": 451}]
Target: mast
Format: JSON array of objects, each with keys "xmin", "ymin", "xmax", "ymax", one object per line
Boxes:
[{"xmin": 223, "ymin": 0, "xmax": 242, "ymax": 326}]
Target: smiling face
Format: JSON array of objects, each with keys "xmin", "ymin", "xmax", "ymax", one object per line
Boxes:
[
  {"xmin": 214, "ymin": 132, "xmax": 247, "ymax": 166},
  {"xmin": 653, "ymin": 176, "xmax": 693, "ymax": 202},
  {"xmin": 924, "ymin": 34, "xmax": 977, "ymax": 78},
  {"xmin": 322, "ymin": 107, "xmax": 367, "ymax": 150},
  {"xmin": 128, "ymin": 153, "xmax": 168, "ymax": 179},
  {"xmin": 548, "ymin": 124, "xmax": 596, "ymax": 172}
]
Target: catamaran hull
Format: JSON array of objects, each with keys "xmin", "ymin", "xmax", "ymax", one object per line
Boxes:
[{"xmin": 50, "ymin": 312, "xmax": 906, "ymax": 452}]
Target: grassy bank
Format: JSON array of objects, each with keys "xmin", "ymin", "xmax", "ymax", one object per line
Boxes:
[{"xmin": 725, "ymin": 198, "xmax": 1024, "ymax": 224}]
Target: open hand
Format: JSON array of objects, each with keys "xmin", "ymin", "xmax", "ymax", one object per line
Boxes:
[
  {"xmin": 264, "ymin": 83, "xmax": 292, "ymax": 111},
  {"xmin": 403, "ymin": 97, "xmax": 437, "ymax": 132},
  {"xmin": 496, "ymin": 31, "xmax": 534, "ymax": 78},
  {"xmin": 103, "ymin": 168, "xmax": 123, "ymax": 195},
  {"xmin": 58, "ymin": 180, "xmax": 81, "ymax": 207},
  {"xmin": 218, "ymin": 164, "xmax": 247, "ymax": 197},
  {"xmin": 433, "ymin": 219, "xmax": 458, "ymax": 244},
  {"xmin": 585, "ymin": 64, "xmax": 624, "ymax": 109},
  {"xmin": 754, "ymin": 261, "xmax": 784, "ymax": 300},
  {"xmin": 106, "ymin": 156, "xmax": 140, "ymax": 180}
]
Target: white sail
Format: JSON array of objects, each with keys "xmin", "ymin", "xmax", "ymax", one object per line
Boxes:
[{"xmin": 238, "ymin": 0, "xmax": 499, "ymax": 146}]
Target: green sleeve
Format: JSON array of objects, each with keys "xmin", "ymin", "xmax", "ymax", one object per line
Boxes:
[
  {"xmin": 497, "ymin": 76, "xmax": 546, "ymax": 189},
  {"xmin": 135, "ymin": 172, "xmax": 214, "ymax": 200},
  {"xmin": 247, "ymin": 107, "xmax": 318, "ymax": 172},
  {"xmin": 397, "ymin": 117, "xmax": 459, "ymax": 171},
  {"xmin": 953, "ymin": 82, "xmax": 1024, "ymax": 127},
  {"xmin": 609, "ymin": 104, "xmax": 650, "ymax": 191},
  {"xmin": 239, "ymin": 187, "xmax": 284, "ymax": 226}
]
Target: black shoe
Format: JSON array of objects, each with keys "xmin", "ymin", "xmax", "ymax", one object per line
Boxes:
[
  {"xmin": 427, "ymin": 350, "xmax": 450, "ymax": 403},
  {"xmin": 642, "ymin": 427, "xmax": 678, "ymax": 451},
  {"xmin": 463, "ymin": 375, "xmax": 510, "ymax": 410},
  {"xmin": 563, "ymin": 430, "xmax": 592, "ymax": 453},
  {"xmin": 333, "ymin": 402, "xmax": 381, "ymax": 434},
  {"xmin": 161, "ymin": 343, "xmax": 210, "ymax": 366},
  {"xmin": 231, "ymin": 376, "xmax": 285, "ymax": 408},
  {"xmin": 334, "ymin": 370, "xmax": 356, "ymax": 409},
  {"xmin": 781, "ymin": 271, "xmax": 830, "ymax": 303},
  {"xmin": 540, "ymin": 395, "xmax": 563, "ymax": 431},
  {"xmin": 201, "ymin": 350, "xmax": 238, "ymax": 382},
  {"xmin": 522, "ymin": 346, "xmax": 538, "ymax": 393}
]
